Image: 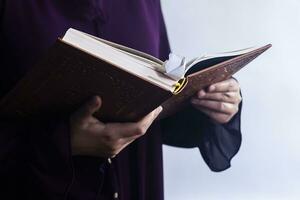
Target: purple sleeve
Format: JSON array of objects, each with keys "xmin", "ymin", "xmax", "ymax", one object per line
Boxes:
[
  {"xmin": 0, "ymin": 0, "xmax": 3, "ymax": 20},
  {"xmin": 0, "ymin": 119, "xmax": 27, "ymax": 197},
  {"xmin": 161, "ymin": 102, "xmax": 242, "ymax": 172},
  {"xmin": 157, "ymin": 3, "xmax": 241, "ymax": 171},
  {"xmin": 0, "ymin": 116, "xmax": 106, "ymax": 198}
]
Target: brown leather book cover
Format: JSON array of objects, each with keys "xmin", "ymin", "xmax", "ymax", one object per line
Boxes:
[
  {"xmin": 0, "ymin": 39, "xmax": 271, "ymax": 122},
  {"xmin": 0, "ymin": 40, "xmax": 172, "ymax": 122},
  {"xmin": 160, "ymin": 44, "xmax": 272, "ymax": 118}
]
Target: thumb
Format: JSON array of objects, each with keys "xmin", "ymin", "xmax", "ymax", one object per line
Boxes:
[{"xmin": 74, "ymin": 96, "xmax": 102, "ymax": 120}]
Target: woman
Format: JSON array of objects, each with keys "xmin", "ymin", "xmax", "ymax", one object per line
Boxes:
[{"xmin": 0, "ymin": 1, "xmax": 242, "ymax": 199}]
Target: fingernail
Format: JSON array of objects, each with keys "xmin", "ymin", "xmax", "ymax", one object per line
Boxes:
[
  {"xmin": 153, "ymin": 107, "xmax": 162, "ymax": 117},
  {"xmin": 209, "ymin": 85, "xmax": 215, "ymax": 92},
  {"xmin": 198, "ymin": 90, "xmax": 206, "ymax": 98},
  {"xmin": 156, "ymin": 106, "xmax": 163, "ymax": 114}
]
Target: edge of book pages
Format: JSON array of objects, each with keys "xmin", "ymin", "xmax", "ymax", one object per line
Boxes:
[{"xmin": 62, "ymin": 29, "xmax": 177, "ymax": 92}]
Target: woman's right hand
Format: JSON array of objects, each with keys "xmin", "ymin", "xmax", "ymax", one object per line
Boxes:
[{"xmin": 70, "ymin": 96, "xmax": 162, "ymax": 158}]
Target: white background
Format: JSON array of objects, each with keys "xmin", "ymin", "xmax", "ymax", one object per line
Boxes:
[{"xmin": 161, "ymin": 1, "xmax": 300, "ymax": 200}]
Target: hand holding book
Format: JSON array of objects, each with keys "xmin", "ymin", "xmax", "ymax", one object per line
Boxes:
[
  {"xmin": 190, "ymin": 78, "xmax": 242, "ymax": 124},
  {"xmin": 71, "ymin": 96, "xmax": 162, "ymax": 157}
]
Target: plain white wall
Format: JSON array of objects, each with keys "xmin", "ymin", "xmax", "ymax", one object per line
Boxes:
[{"xmin": 161, "ymin": 1, "xmax": 300, "ymax": 200}]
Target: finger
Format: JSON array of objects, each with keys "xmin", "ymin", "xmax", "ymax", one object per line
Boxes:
[
  {"xmin": 125, "ymin": 106, "xmax": 163, "ymax": 141},
  {"xmin": 197, "ymin": 89, "xmax": 206, "ymax": 97},
  {"xmin": 191, "ymin": 99, "xmax": 238, "ymax": 115},
  {"xmin": 195, "ymin": 106, "xmax": 232, "ymax": 124},
  {"xmin": 107, "ymin": 106, "xmax": 163, "ymax": 139},
  {"xmin": 197, "ymin": 91, "xmax": 242, "ymax": 104},
  {"xmin": 74, "ymin": 96, "xmax": 102, "ymax": 121},
  {"xmin": 102, "ymin": 107, "xmax": 163, "ymax": 156},
  {"xmin": 128, "ymin": 106, "xmax": 163, "ymax": 138},
  {"xmin": 137, "ymin": 106, "xmax": 163, "ymax": 132},
  {"xmin": 208, "ymin": 78, "xmax": 239, "ymax": 93}
]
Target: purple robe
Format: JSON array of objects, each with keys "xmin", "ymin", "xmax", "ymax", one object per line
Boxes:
[{"xmin": 0, "ymin": 1, "xmax": 242, "ymax": 199}]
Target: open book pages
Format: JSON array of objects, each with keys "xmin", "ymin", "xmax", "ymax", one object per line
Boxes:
[
  {"xmin": 63, "ymin": 28, "xmax": 263, "ymax": 93},
  {"xmin": 160, "ymin": 45, "xmax": 261, "ymax": 80},
  {"xmin": 185, "ymin": 46, "xmax": 259, "ymax": 72},
  {"xmin": 62, "ymin": 28, "xmax": 178, "ymax": 92}
]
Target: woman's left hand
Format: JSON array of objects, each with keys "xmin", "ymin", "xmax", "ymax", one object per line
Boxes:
[{"xmin": 190, "ymin": 78, "xmax": 242, "ymax": 124}]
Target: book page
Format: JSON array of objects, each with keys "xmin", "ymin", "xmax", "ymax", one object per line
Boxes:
[
  {"xmin": 185, "ymin": 46, "xmax": 262, "ymax": 74},
  {"xmin": 87, "ymin": 33, "xmax": 165, "ymax": 66}
]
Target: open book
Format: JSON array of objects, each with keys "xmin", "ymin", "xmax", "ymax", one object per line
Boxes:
[{"xmin": 0, "ymin": 28, "xmax": 271, "ymax": 122}]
